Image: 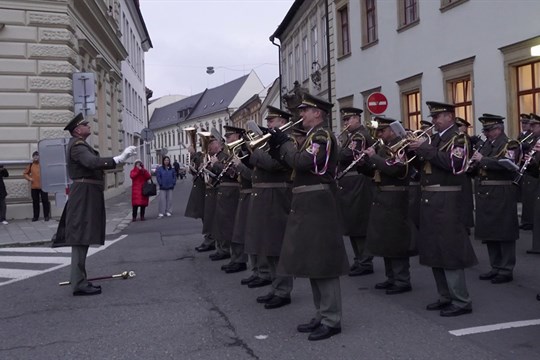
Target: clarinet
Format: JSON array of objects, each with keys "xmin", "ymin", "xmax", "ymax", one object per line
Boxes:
[
  {"xmin": 513, "ymin": 149, "xmax": 536, "ymax": 185},
  {"xmin": 466, "ymin": 137, "xmax": 487, "ymax": 170},
  {"xmin": 336, "ymin": 139, "xmax": 382, "ymax": 180}
]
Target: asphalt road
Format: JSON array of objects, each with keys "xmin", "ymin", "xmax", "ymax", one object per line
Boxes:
[{"xmin": 1, "ymin": 179, "xmax": 540, "ymax": 359}]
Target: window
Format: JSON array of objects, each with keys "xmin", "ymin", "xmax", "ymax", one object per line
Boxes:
[
  {"xmin": 398, "ymin": 0, "xmax": 419, "ymax": 31},
  {"xmin": 288, "ymin": 50, "xmax": 294, "ymax": 88},
  {"xmin": 406, "ymin": 92, "xmax": 422, "ymax": 130},
  {"xmin": 517, "ymin": 61, "xmax": 540, "ymax": 115},
  {"xmin": 311, "ymin": 21, "xmax": 318, "ymax": 64},
  {"xmin": 302, "ymin": 35, "xmax": 308, "ymax": 80},
  {"xmin": 397, "ymin": 74, "xmax": 422, "ymax": 130},
  {"xmin": 337, "ymin": 6, "xmax": 350, "ymax": 56},
  {"xmin": 295, "ymin": 44, "xmax": 301, "ymax": 83},
  {"xmin": 450, "ymin": 78, "xmax": 473, "ymax": 134},
  {"xmin": 440, "ymin": 57, "xmax": 475, "ymax": 134},
  {"xmin": 362, "ymin": 0, "xmax": 377, "ymax": 46},
  {"xmin": 321, "ymin": 14, "xmax": 328, "ymax": 66},
  {"xmin": 440, "ymin": 0, "xmax": 469, "ymax": 12}
]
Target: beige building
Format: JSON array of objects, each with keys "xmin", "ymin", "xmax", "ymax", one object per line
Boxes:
[{"xmin": 0, "ymin": 0, "xmax": 130, "ymax": 220}]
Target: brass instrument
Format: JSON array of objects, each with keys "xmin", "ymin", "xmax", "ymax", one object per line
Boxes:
[
  {"xmin": 249, "ymin": 118, "xmax": 304, "ymax": 150},
  {"xmin": 196, "ymin": 131, "xmax": 217, "ymax": 183},
  {"xmin": 337, "ymin": 124, "xmax": 351, "ymax": 145},
  {"xmin": 185, "ymin": 127, "xmax": 197, "ymax": 151},
  {"xmin": 388, "ymin": 125, "xmax": 435, "ymax": 164}
]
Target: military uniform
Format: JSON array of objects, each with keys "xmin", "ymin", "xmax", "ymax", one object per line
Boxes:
[
  {"xmin": 210, "ymin": 149, "xmax": 239, "ymax": 259},
  {"xmin": 517, "ymin": 115, "xmax": 537, "ymax": 230},
  {"xmin": 244, "ymin": 107, "xmax": 294, "ymax": 302},
  {"xmin": 413, "ymin": 102, "xmax": 477, "ymax": 315},
  {"xmin": 471, "ymin": 114, "xmax": 519, "ymax": 283},
  {"xmin": 226, "ymin": 155, "xmax": 252, "ymax": 270},
  {"xmin": 359, "ymin": 117, "xmax": 415, "ymax": 293},
  {"xmin": 52, "ymin": 113, "xmax": 124, "ymax": 295},
  {"xmin": 184, "ymin": 151, "xmax": 206, "ymax": 219},
  {"xmin": 273, "ymin": 94, "xmax": 348, "ymax": 339},
  {"xmin": 336, "ymin": 107, "xmax": 374, "ymax": 276}
]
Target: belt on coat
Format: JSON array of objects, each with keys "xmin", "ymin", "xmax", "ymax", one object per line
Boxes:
[
  {"xmin": 480, "ymin": 180, "xmax": 513, "ymax": 186},
  {"xmin": 421, "ymin": 185, "xmax": 461, "ymax": 192},
  {"xmin": 252, "ymin": 182, "xmax": 291, "ymax": 189},
  {"xmin": 218, "ymin": 182, "xmax": 240, "ymax": 187},
  {"xmin": 409, "ymin": 182, "xmax": 420, "ymax": 186},
  {"xmin": 292, "ymin": 183, "xmax": 330, "ymax": 194},
  {"xmin": 240, "ymin": 189, "xmax": 252, "ymax": 194},
  {"xmin": 73, "ymin": 178, "xmax": 104, "ymax": 185},
  {"xmin": 340, "ymin": 172, "xmax": 360, "ymax": 178},
  {"xmin": 378, "ymin": 185, "xmax": 408, "ymax": 192}
]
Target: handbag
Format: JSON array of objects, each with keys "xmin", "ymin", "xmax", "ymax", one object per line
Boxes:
[{"xmin": 142, "ymin": 178, "xmax": 157, "ymax": 197}]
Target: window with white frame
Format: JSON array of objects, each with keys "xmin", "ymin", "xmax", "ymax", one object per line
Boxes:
[{"xmin": 302, "ymin": 35, "xmax": 309, "ymax": 80}]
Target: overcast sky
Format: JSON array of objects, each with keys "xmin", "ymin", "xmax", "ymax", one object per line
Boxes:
[{"xmin": 139, "ymin": 0, "xmax": 294, "ymax": 99}]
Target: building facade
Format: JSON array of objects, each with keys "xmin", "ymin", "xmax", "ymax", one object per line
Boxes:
[
  {"xmin": 274, "ymin": 0, "xmax": 540, "ymax": 136},
  {"xmin": 148, "ymin": 71, "xmax": 265, "ymax": 166},
  {"xmin": 0, "ymin": 0, "xmax": 148, "ymax": 219},
  {"xmin": 118, "ymin": 0, "xmax": 152, "ymax": 186}
]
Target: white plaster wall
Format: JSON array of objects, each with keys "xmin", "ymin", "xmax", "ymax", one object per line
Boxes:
[{"xmin": 335, "ymin": 0, "xmax": 540, "ymax": 129}]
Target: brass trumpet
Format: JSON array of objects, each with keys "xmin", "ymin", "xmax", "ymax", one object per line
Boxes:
[
  {"xmin": 388, "ymin": 125, "xmax": 435, "ymax": 163},
  {"xmin": 249, "ymin": 118, "xmax": 304, "ymax": 150}
]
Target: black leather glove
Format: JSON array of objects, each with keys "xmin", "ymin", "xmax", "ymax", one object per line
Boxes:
[{"xmin": 268, "ymin": 128, "xmax": 290, "ymax": 148}]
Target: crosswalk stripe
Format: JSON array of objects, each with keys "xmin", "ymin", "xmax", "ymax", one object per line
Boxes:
[
  {"xmin": 0, "ymin": 248, "xmax": 72, "ymax": 253},
  {"xmin": 0, "ymin": 256, "xmax": 69, "ymax": 264},
  {"xmin": 0, "ymin": 235, "xmax": 127, "ymax": 286},
  {"xmin": 0, "ymin": 268, "xmax": 43, "ymax": 278}
]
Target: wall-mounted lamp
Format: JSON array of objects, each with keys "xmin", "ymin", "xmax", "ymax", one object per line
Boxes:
[
  {"xmin": 531, "ymin": 45, "xmax": 540, "ymax": 57},
  {"xmin": 0, "ymin": 23, "xmax": 6, "ymax": 31},
  {"xmin": 206, "ymin": 66, "xmax": 215, "ymax": 74}
]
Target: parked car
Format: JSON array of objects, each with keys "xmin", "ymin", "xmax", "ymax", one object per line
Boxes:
[{"xmin": 150, "ymin": 164, "xmax": 160, "ymax": 176}]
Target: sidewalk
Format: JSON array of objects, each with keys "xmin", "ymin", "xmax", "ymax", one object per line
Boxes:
[{"xmin": 0, "ymin": 188, "xmax": 138, "ymax": 247}]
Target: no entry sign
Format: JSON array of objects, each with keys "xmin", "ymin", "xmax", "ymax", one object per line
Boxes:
[{"xmin": 366, "ymin": 92, "xmax": 388, "ymax": 115}]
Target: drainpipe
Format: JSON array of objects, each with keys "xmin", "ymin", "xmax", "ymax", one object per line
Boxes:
[
  {"xmin": 270, "ymin": 35, "xmax": 282, "ymax": 110},
  {"xmin": 325, "ymin": 0, "xmax": 332, "ymax": 128}
]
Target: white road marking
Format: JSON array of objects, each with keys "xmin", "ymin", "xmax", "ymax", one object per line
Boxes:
[
  {"xmin": 0, "ymin": 256, "xmax": 69, "ymax": 264},
  {"xmin": 449, "ymin": 319, "xmax": 540, "ymax": 336},
  {"xmin": 0, "ymin": 235, "xmax": 127, "ymax": 287}
]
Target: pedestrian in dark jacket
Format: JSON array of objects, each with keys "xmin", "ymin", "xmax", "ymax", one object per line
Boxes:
[
  {"xmin": 156, "ymin": 156, "xmax": 176, "ymax": 218},
  {"xmin": 0, "ymin": 165, "xmax": 9, "ymax": 225}
]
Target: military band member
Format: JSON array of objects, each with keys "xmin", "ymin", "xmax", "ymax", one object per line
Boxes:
[
  {"xmin": 523, "ymin": 114, "xmax": 540, "ymax": 254},
  {"xmin": 518, "ymin": 114, "xmax": 538, "ymax": 231},
  {"xmin": 270, "ymin": 94, "xmax": 349, "ymax": 341},
  {"xmin": 221, "ymin": 127, "xmax": 253, "ymax": 274},
  {"xmin": 244, "ymin": 106, "xmax": 294, "ymax": 309},
  {"xmin": 469, "ymin": 114, "xmax": 520, "ymax": 284},
  {"xmin": 360, "ymin": 116, "xmax": 414, "ymax": 294},
  {"xmin": 336, "ymin": 107, "xmax": 375, "ymax": 277},
  {"xmin": 455, "ymin": 117, "xmax": 475, "ymax": 234},
  {"xmin": 52, "ymin": 113, "xmax": 136, "ymax": 296},
  {"xmin": 186, "ymin": 146, "xmax": 215, "ymax": 252},
  {"xmin": 420, "ymin": 120, "xmax": 434, "ymax": 135},
  {"xmin": 201, "ymin": 137, "xmax": 222, "ymax": 259},
  {"xmin": 408, "ymin": 101, "xmax": 477, "ymax": 317},
  {"xmin": 209, "ymin": 127, "xmax": 242, "ymax": 262}
]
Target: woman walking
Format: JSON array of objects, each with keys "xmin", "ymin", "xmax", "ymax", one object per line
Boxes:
[
  {"xmin": 130, "ymin": 159, "xmax": 151, "ymax": 221},
  {"xmin": 156, "ymin": 156, "xmax": 176, "ymax": 218}
]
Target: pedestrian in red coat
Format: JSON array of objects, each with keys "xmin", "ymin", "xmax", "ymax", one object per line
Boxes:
[{"xmin": 130, "ymin": 159, "xmax": 151, "ymax": 221}]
